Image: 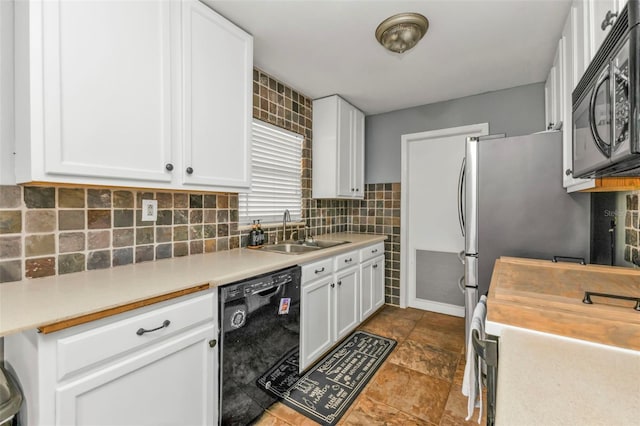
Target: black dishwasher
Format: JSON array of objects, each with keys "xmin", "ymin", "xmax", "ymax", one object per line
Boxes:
[{"xmin": 218, "ymin": 265, "xmax": 301, "ymax": 425}]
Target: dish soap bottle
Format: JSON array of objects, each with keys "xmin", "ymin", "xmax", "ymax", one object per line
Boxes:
[
  {"xmin": 256, "ymin": 220, "xmax": 265, "ymax": 246},
  {"xmin": 248, "ymin": 220, "xmax": 259, "ymax": 248}
]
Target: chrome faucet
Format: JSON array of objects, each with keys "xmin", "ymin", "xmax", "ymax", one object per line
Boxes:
[{"xmin": 282, "ymin": 209, "xmax": 291, "ymax": 242}]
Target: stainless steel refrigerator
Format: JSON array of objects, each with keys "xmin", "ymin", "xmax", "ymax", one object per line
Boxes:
[{"xmin": 460, "ymin": 131, "xmax": 590, "ymax": 343}]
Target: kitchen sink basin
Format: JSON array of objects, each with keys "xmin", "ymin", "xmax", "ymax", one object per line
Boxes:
[
  {"xmin": 261, "ymin": 243, "xmax": 321, "ymax": 255},
  {"xmin": 260, "ymin": 240, "xmax": 350, "ymax": 255},
  {"xmin": 302, "ymin": 240, "xmax": 350, "ymax": 248}
]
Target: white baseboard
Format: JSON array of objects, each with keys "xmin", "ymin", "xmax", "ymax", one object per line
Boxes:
[{"xmin": 408, "ymin": 299, "xmax": 465, "ymax": 317}]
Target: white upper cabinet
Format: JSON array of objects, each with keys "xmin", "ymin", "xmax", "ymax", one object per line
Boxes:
[
  {"xmin": 562, "ymin": 5, "xmax": 596, "ymax": 189},
  {"xmin": 14, "ymin": 0, "xmax": 252, "ymax": 192},
  {"xmin": 181, "ymin": 0, "xmax": 252, "ymax": 190},
  {"xmin": 544, "ymin": 42, "xmax": 563, "ymax": 132},
  {"xmin": 546, "ymin": 0, "xmax": 636, "ymax": 192},
  {"xmin": 313, "ymin": 95, "xmax": 365, "ymax": 199},
  {"xmin": 587, "ymin": 0, "xmax": 628, "ymax": 58}
]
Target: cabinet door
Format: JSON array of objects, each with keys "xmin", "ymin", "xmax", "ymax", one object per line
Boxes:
[
  {"xmin": 352, "ymin": 108, "xmax": 365, "ymax": 197},
  {"xmin": 37, "ymin": 0, "xmax": 175, "ymax": 183},
  {"xmin": 300, "ymin": 276, "xmax": 333, "ymax": 371},
  {"xmin": 360, "ymin": 261, "xmax": 374, "ymax": 321},
  {"xmin": 360, "ymin": 256, "xmax": 384, "ymax": 321},
  {"xmin": 336, "ymin": 98, "xmax": 353, "ymax": 197},
  {"xmin": 56, "ymin": 323, "xmax": 217, "ymax": 426},
  {"xmin": 372, "ymin": 256, "xmax": 385, "ymax": 310},
  {"xmin": 588, "ymin": 0, "xmax": 619, "ymax": 59},
  {"xmin": 562, "ymin": 1, "xmax": 597, "ymax": 191},
  {"xmin": 181, "ymin": 0, "xmax": 252, "ymax": 190},
  {"xmin": 572, "ymin": 0, "xmax": 591, "ymax": 87},
  {"xmin": 334, "ymin": 267, "xmax": 359, "ymax": 341},
  {"xmin": 545, "ymin": 71, "xmax": 554, "ymax": 130}
]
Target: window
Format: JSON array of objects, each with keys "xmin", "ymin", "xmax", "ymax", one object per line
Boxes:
[{"xmin": 239, "ymin": 120, "xmax": 303, "ymax": 225}]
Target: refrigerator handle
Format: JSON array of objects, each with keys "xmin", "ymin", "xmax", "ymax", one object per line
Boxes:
[
  {"xmin": 458, "ymin": 275, "xmax": 465, "ymax": 294},
  {"xmin": 457, "ymin": 157, "xmax": 466, "ymax": 237}
]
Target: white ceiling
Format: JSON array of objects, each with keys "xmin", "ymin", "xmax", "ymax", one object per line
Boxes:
[{"xmin": 206, "ymin": 0, "xmax": 572, "ymax": 115}]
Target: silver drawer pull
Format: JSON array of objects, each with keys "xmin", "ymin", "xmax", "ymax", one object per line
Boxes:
[
  {"xmin": 136, "ymin": 319, "xmax": 170, "ymax": 336},
  {"xmin": 373, "ymin": 264, "xmax": 378, "ymax": 269},
  {"xmin": 371, "ymin": 249, "xmax": 378, "ymax": 253},
  {"xmin": 314, "ymin": 267, "xmax": 325, "ymax": 274},
  {"xmin": 344, "ymin": 258, "xmax": 353, "ymax": 263}
]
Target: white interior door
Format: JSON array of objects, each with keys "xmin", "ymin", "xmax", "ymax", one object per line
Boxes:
[{"xmin": 400, "ymin": 124, "xmax": 488, "ymax": 314}]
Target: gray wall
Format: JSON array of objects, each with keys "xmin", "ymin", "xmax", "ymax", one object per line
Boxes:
[{"xmin": 365, "ymin": 82, "xmax": 546, "ymax": 183}]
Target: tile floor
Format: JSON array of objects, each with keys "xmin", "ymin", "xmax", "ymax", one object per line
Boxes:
[{"xmin": 255, "ymin": 305, "xmax": 486, "ymax": 425}]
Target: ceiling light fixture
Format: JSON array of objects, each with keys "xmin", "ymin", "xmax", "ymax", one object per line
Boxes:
[{"xmin": 375, "ymin": 12, "xmax": 429, "ymax": 54}]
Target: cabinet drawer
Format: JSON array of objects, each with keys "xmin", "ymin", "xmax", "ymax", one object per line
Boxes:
[
  {"xmin": 56, "ymin": 291, "xmax": 215, "ymax": 380},
  {"xmin": 335, "ymin": 250, "xmax": 358, "ymax": 271},
  {"xmin": 302, "ymin": 258, "xmax": 334, "ymax": 283},
  {"xmin": 360, "ymin": 242, "xmax": 384, "ymax": 262}
]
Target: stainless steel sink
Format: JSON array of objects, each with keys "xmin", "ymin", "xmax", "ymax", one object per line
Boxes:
[
  {"xmin": 261, "ymin": 243, "xmax": 321, "ymax": 255},
  {"xmin": 260, "ymin": 240, "xmax": 350, "ymax": 255},
  {"xmin": 302, "ymin": 240, "xmax": 350, "ymax": 248}
]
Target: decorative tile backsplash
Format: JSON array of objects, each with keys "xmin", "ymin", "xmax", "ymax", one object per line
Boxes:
[
  {"xmin": 0, "ymin": 68, "xmax": 403, "ymax": 305},
  {"xmin": 0, "ymin": 185, "xmax": 240, "ymax": 281}
]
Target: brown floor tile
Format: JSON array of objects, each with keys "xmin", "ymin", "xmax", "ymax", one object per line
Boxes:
[
  {"xmin": 377, "ymin": 305, "xmax": 425, "ymax": 322},
  {"xmin": 388, "ymin": 338, "xmax": 459, "ymax": 382},
  {"xmin": 253, "ymin": 412, "xmax": 291, "ymax": 426},
  {"xmin": 262, "ymin": 306, "xmax": 485, "ymax": 426},
  {"xmin": 266, "ymin": 403, "xmax": 320, "ymax": 426},
  {"xmin": 340, "ymin": 395, "xmax": 429, "ymax": 425},
  {"xmin": 415, "ymin": 311, "xmax": 465, "ymax": 335},
  {"xmin": 363, "ymin": 363, "xmax": 450, "ymax": 424},
  {"xmin": 358, "ymin": 314, "xmax": 417, "ymax": 343},
  {"xmin": 440, "ymin": 379, "xmax": 487, "ymax": 426},
  {"xmin": 408, "ymin": 326, "xmax": 466, "ymax": 354}
]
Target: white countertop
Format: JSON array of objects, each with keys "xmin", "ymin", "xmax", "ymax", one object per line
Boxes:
[
  {"xmin": 0, "ymin": 233, "xmax": 386, "ymax": 337},
  {"xmin": 496, "ymin": 326, "xmax": 640, "ymax": 425}
]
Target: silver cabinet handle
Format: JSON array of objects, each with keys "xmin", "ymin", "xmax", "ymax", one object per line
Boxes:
[
  {"xmin": 457, "ymin": 157, "xmax": 466, "ymax": 237},
  {"xmin": 565, "ymin": 168, "xmax": 572, "ymax": 176},
  {"xmin": 330, "ymin": 283, "xmax": 335, "ymax": 288},
  {"xmin": 314, "ymin": 267, "xmax": 325, "ymax": 274},
  {"xmin": 165, "ymin": 163, "xmax": 174, "ymax": 171},
  {"xmin": 137, "ymin": 319, "xmax": 170, "ymax": 336},
  {"xmin": 371, "ymin": 249, "xmax": 378, "ymax": 253},
  {"xmin": 338, "ymin": 280, "xmax": 342, "ymax": 286},
  {"xmin": 186, "ymin": 167, "xmax": 194, "ymax": 175},
  {"xmin": 373, "ymin": 264, "xmax": 378, "ymax": 269},
  {"xmin": 344, "ymin": 258, "xmax": 353, "ymax": 263},
  {"xmin": 601, "ymin": 10, "xmax": 618, "ymax": 30}
]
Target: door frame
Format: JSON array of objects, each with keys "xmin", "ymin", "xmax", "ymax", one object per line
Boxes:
[{"xmin": 400, "ymin": 123, "xmax": 489, "ymax": 310}]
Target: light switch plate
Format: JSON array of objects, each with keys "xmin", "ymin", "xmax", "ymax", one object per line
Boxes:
[{"xmin": 142, "ymin": 199, "xmax": 158, "ymax": 221}]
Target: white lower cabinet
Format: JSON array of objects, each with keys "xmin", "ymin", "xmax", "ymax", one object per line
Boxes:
[
  {"xmin": 5, "ymin": 291, "xmax": 218, "ymax": 426},
  {"xmin": 360, "ymin": 255, "xmax": 385, "ymax": 321},
  {"xmin": 334, "ymin": 266, "xmax": 360, "ymax": 341},
  {"xmin": 300, "ymin": 274, "xmax": 334, "ymax": 370},
  {"xmin": 300, "ymin": 242, "xmax": 384, "ymax": 371}
]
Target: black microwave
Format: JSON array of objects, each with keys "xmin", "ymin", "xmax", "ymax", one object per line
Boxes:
[{"xmin": 572, "ymin": 0, "xmax": 640, "ymax": 178}]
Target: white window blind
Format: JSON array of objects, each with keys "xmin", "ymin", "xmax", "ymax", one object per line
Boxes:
[{"xmin": 239, "ymin": 120, "xmax": 303, "ymax": 225}]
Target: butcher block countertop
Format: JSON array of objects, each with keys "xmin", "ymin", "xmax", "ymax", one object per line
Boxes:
[
  {"xmin": 486, "ymin": 257, "xmax": 640, "ymax": 351},
  {"xmin": 0, "ymin": 233, "xmax": 386, "ymax": 337}
]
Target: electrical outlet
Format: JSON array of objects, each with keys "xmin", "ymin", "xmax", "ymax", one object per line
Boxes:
[{"xmin": 142, "ymin": 199, "xmax": 158, "ymax": 221}]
